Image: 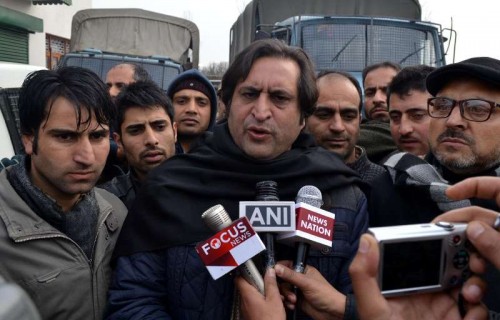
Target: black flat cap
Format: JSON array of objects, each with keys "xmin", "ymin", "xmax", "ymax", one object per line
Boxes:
[{"xmin": 426, "ymin": 57, "xmax": 500, "ymax": 96}]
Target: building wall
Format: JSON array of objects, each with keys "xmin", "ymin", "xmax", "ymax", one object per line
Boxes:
[{"xmin": 0, "ymin": 0, "xmax": 92, "ymax": 66}]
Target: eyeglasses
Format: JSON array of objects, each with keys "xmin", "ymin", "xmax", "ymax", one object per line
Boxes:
[{"xmin": 427, "ymin": 97, "xmax": 500, "ymax": 122}]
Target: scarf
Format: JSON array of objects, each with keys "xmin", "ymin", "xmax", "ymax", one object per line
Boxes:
[
  {"xmin": 7, "ymin": 156, "xmax": 99, "ymax": 259},
  {"xmin": 383, "ymin": 152, "xmax": 500, "ymax": 212},
  {"xmin": 114, "ymin": 123, "xmax": 363, "ymax": 257}
]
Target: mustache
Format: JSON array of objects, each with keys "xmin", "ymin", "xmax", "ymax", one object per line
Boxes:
[
  {"xmin": 139, "ymin": 147, "xmax": 166, "ymax": 158},
  {"xmin": 244, "ymin": 121, "xmax": 275, "ymax": 134},
  {"xmin": 369, "ymin": 104, "xmax": 387, "ymax": 113},
  {"xmin": 399, "ymin": 132, "xmax": 418, "ymax": 140},
  {"xmin": 325, "ymin": 133, "xmax": 350, "ymax": 140},
  {"xmin": 437, "ymin": 129, "xmax": 475, "ymax": 145}
]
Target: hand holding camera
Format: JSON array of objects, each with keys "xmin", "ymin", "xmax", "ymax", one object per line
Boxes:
[
  {"xmin": 368, "ymin": 222, "xmax": 470, "ymax": 297},
  {"xmin": 349, "ymin": 233, "xmax": 488, "ymax": 320}
]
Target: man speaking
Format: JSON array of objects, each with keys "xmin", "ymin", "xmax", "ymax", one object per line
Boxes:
[{"xmin": 106, "ymin": 39, "xmax": 368, "ymax": 319}]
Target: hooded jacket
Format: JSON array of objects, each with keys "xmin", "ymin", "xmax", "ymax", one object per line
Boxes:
[{"xmin": 167, "ymin": 69, "xmax": 218, "ymax": 132}]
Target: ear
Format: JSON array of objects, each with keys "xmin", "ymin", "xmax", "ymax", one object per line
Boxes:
[
  {"xmin": 112, "ymin": 131, "xmax": 121, "ymax": 146},
  {"xmin": 303, "ymin": 119, "xmax": 311, "ymax": 134},
  {"xmin": 172, "ymin": 122, "xmax": 178, "ymax": 143},
  {"xmin": 113, "ymin": 132, "xmax": 124, "ymax": 157},
  {"xmin": 22, "ymin": 134, "xmax": 34, "ymax": 155},
  {"xmin": 299, "ymin": 117, "xmax": 306, "ymax": 131}
]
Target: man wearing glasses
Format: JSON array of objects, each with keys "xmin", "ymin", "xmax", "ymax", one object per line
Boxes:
[{"xmin": 369, "ymin": 57, "xmax": 500, "ymax": 316}]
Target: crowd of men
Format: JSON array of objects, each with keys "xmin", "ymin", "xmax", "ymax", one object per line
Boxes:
[{"xmin": 0, "ymin": 38, "xmax": 499, "ymax": 320}]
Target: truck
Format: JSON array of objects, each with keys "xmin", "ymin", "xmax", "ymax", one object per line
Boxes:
[
  {"xmin": 60, "ymin": 8, "xmax": 200, "ymax": 90},
  {"xmin": 229, "ymin": 0, "xmax": 455, "ymax": 84},
  {"xmin": 0, "ymin": 62, "xmax": 47, "ymax": 159},
  {"xmin": 0, "ymin": 9, "xmax": 200, "ymax": 159}
]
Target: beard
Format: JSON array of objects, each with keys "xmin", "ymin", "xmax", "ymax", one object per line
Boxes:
[{"xmin": 432, "ymin": 129, "xmax": 500, "ymax": 174}]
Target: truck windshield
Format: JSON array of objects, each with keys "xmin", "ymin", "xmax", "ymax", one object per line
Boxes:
[{"xmin": 301, "ymin": 19, "xmax": 439, "ymax": 72}]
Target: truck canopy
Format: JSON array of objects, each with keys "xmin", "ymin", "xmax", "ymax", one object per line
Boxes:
[
  {"xmin": 71, "ymin": 8, "xmax": 200, "ymax": 68},
  {"xmin": 230, "ymin": 0, "xmax": 421, "ymax": 62}
]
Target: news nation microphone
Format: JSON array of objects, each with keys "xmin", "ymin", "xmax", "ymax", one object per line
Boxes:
[
  {"xmin": 278, "ymin": 186, "xmax": 335, "ymax": 320},
  {"xmin": 239, "ymin": 181, "xmax": 295, "ymax": 268},
  {"xmin": 277, "ymin": 185, "xmax": 336, "ymax": 273},
  {"xmin": 196, "ymin": 204, "xmax": 265, "ymax": 294}
]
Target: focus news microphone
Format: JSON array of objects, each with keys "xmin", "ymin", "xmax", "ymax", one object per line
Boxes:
[{"xmin": 201, "ymin": 204, "xmax": 265, "ymax": 294}]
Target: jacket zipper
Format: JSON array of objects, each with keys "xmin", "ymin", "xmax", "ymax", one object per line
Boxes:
[{"xmin": 89, "ymin": 207, "xmax": 113, "ymax": 265}]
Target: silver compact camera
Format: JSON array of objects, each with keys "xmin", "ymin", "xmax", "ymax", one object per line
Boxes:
[{"xmin": 368, "ymin": 222, "xmax": 470, "ymax": 297}]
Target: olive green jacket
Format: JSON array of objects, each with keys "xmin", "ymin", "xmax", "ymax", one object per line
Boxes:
[{"xmin": 0, "ymin": 170, "xmax": 127, "ymax": 320}]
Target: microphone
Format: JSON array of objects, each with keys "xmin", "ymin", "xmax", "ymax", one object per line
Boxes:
[
  {"xmin": 255, "ymin": 181, "xmax": 279, "ymax": 269},
  {"xmin": 0, "ymin": 276, "xmax": 41, "ymax": 320},
  {"xmin": 292, "ymin": 185, "xmax": 323, "ymax": 273},
  {"xmin": 278, "ymin": 185, "xmax": 334, "ymax": 320},
  {"xmin": 200, "ymin": 204, "xmax": 265, "ymax": 294},
  {"xmin": 239, "ymin": 181, "xmax": 295, "ymax": 269}
]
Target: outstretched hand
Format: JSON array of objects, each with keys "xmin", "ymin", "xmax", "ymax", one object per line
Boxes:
[
  {"xmin": 434, "ymin": 177, "xmax": 500, "ymax": 270},
  {"xmin": 349, "ymin": 234, "xmax": 488, "ymax": 320}
]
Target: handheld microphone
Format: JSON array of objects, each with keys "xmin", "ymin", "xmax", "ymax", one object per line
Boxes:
[
  {"xmin": 292, "ymin": 185, "xmax": 323, "ymax": 273},
  {"xmin": 201, "ymin": 204, "xmax": 265, "ymax": 294},
  {"xmin": 256, "ymin": 181, "xmax": 279, "ymax": 269},
  {"xmin": 0, "ymin": 276, "xmax": 41, "ymax": 320},
  {"xmin": 280, "ymin": 185, "xmax": 333, "ymax": 320},
  {"xmin": 277, "ymin": 185, "xmax": 335, "ymax": 259},
  {"xmin": 239, "ymin": 181, "xmax": 295, "ymax": 269}
]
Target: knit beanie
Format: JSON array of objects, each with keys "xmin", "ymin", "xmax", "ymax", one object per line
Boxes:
[
  {"xmin": 172, "ymin": 78, "xmax": 212, "ymax": 100},
  {"xmin": 167, "ymin": 69, "xmax": 218, "ymax": 131}
]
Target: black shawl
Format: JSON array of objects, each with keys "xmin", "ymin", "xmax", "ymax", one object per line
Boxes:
[{"xmin": 114, "ymin": 123, "xmax": 362, "ymax": 257}]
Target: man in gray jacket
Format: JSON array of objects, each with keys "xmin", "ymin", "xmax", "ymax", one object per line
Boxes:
[{"xmin": 0, "ymin": 67, "xmax": 128, "ymax": 320}]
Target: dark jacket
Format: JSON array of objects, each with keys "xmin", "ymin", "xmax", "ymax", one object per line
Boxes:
[
  {"xmin": 347, "ymin": 146, "xmax": 385, "ymax": 186},
  {"xmin": 357, "ymin": 119, "xmax": 397, "ymax": 164},
  {"xmin": 368, "ymin": 153, "xmax": 500, "ymax": 314},
  {"xmin": 369, "ymin": 154, "xmax": 500, "ymax": 227},
  {"xmin": 106, "ymin": 123, "xmax": 368, "ymax": 319},
  {"xmin": 99, "ymin": 171, "xmax": 141, "ymax": 210}
]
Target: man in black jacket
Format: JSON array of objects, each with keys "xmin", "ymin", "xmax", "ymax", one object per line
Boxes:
[
  {"xmin": 358, "ymin": 62, "xmax": 401, "ymax": 163},
  {"xmin": 100, "ymin": 81, "xmax": 177, "ymax": 209},
  {"xmin": 306, "ymin": 70, "xmax": 384, "ymax": 186},
  {"xmin": 369, "ymin": 57, "xmax": 500, "ymax": 315},
  {"xmin": 107, "ymin": 39, "xmax": 368, "ymax": 320}
]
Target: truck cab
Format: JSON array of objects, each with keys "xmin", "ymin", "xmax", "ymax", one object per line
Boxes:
[
  {"xmin": 229, "ymin": 0, "xmax": 454, "ymax": 81},
  {"xmin": 271, "ymin": 15, "xmax": 447, "ymax": 84},
  {"xmin": 0, "ymin": 62, "xmax": 47, "ymax": 159}
]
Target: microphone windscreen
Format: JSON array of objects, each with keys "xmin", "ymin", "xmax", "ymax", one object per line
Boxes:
[
  {"xmin": 296, "ymin": 185, "xmax": 323, "ymax": 208},
  {"xmin": 201, "ymin": 204, "xmax": 233, "ymax": 231}
]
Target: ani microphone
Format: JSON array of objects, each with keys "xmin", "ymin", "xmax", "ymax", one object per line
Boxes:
[{"xmin": 239, "ymin": 182, "xmax": 295, "ymax": 269}]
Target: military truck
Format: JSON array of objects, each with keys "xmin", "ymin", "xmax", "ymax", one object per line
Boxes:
[
  {"xmin": 60, "ymin": 8, "xmax": 200, "ymax": 90},
  {"xmin": 0, "ymin": 62, "xmax": 47, "ymax": 158},
  {"xmin": 229, "ymin": 0, "xmax": 455, "ymax": 83}
]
